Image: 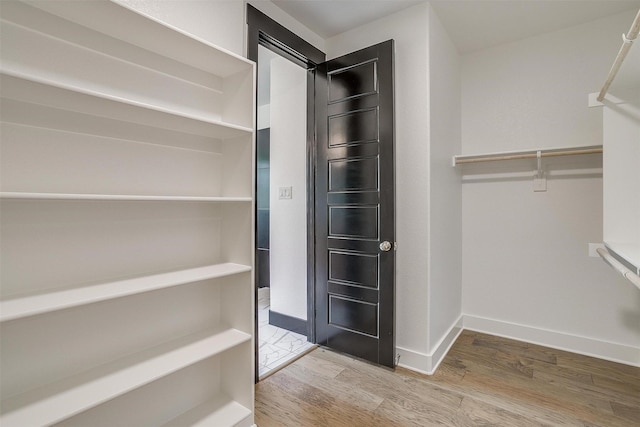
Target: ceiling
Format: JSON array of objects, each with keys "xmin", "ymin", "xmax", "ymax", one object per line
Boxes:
[{"xmin": 271, "ymin": 0, "xmax": 640, "ymax": 53}]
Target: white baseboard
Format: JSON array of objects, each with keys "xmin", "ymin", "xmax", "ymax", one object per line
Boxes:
[
  {"xmin": 396, "ymin": 314, "xmax": 639, "ymax": 375},
  {"xmin": 463, "ymin": 315, "xmax": 640, "ymax": 368},
  {"xmin": 396, "ymin": 315, "xmax": 463, "ymax": 375}
]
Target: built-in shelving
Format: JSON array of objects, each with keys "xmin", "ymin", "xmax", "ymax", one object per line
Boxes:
[
  {"xmin": 0, "ymin": 327, "xmax": 251, "ymax": 427},
  {"xmin": 161, "ymin": 395, "xmax": 252, "ymax": 427},
  {"xmin": 589, "ymin": 89, "xmax": 639, "ymax": 281},
  {"xmin": 0, "ymin": 192, "xmax": 252, "ymax": 202},
  {"xmin": 0, "ymin": 263, "xmax": 251, "ymax": 322},
  {"xmin": 1, "ymin": 72, "xmax": 252, "ymax": 140},
  {"xmin": 604, "ymin": 243, "xmax": 640, "ymax": 276},
  {"xmin": 0, "ymin": 1, "xmax": 255, "ymax": 425}
]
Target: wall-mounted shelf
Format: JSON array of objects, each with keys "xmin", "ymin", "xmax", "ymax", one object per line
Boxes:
[
  {"xmin": 0, "ymin": 192, "xmax": 252, "ymax": 202},
  {"xmin": 0, "ymin": 327, "xmax": 251, "ymax": 427},
  {"xmin": 452, "ymin": 145, "xmax": 603, "ymax": 166},
  {"xmin": 1, "ymin": 73, "xmax": 253, "ymax": 139},
  {"xmin": 1, "ymin": 1, "xmax": 255, "ymax": 425},
  {"xmin": 0, "ymin": 263, "xmax": 251, "ymax": 322},
  {"xmin": 161, "ymin": 395, "xmax": 252, "ymax": 427},
  {"xmin": 597, "ymin": 247, "xmax": 640, "ymax": 290}
]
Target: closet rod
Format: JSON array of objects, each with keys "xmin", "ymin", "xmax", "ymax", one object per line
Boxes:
[
  {"xmin": 597, "ymin": 8, "xmax": 640, "ymax": 102},
  {"xmin": 453, "ymin": 147, "xmax": 602, "ymax": 166},
  {"xmin": 597, "ymin": 248, "xmax": 640, "ymax": 290}
]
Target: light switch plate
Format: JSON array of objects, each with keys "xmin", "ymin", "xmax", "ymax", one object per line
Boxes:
[{"xmin": 279, "ymin": 186, "xmax": 292, "ymax": 199}]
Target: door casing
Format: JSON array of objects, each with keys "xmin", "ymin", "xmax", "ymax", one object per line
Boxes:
[{"xmin": 247, "ymin": 4, "xmax": 325, "ymax": 381}]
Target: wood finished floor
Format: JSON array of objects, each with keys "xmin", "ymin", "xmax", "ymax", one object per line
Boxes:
[{"xmin": 255, "ymin": 330, "xmax": 640, "ymax": 426}]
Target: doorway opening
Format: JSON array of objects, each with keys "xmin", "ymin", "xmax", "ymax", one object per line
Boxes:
[
  {"xmin": 249, "ymin": 5, "xmax": 397, "ymax": 378},
  {"xmin": 247, "ymin": 5, "xmax": 325, "ymax": 381},
  {"xmin": 256, "ymin": 44, "xmax": 313, "ymax": 377}
]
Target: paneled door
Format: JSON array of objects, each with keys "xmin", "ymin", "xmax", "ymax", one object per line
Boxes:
[{"xmin": 315, "ymin": 40, "xmax": 395, "ymax": 368}]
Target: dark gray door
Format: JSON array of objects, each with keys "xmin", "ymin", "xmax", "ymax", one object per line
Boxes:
[{"xmin": 315, "ymin": 40, "xmax": 395, "ymax": 368}]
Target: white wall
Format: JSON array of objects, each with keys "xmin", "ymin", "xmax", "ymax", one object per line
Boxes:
[
  {"xmin": 116, "ymin": 0, "xmax": 245, "ymax": 55},
  {"xmin": 461, "ymin": 11, "xmax": 640, "ymax": 365},
  {"xmin": 426, "ymin": 4, "xmax": 463, "ymax": 365},
  {"xmin": 269, "ymin": 56, "xmax": 308, "ymax": 320},
  {"xmin": 326, "ymin": 3, "xmax": 463, "ymax": 373}
]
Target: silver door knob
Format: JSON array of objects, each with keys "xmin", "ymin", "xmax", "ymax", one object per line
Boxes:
[{"xmin": 379, "ymin": 241, "xmax": 392, "ymax": 252}]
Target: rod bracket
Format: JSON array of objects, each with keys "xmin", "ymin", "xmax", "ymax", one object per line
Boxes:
[
  {"xmin": 622, "ymin": 32, "xmax": 636, "ymax": 44},
  {"xmin": 533, "ymin": 150, "xmax": 547, "ymax": 192}
]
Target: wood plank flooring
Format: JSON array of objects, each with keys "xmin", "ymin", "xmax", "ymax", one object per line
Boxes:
[{"xmin": 255, "ymin": 330, "xmax": 640, "ymax": 426}]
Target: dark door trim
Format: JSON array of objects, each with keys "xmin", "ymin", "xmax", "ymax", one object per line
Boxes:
[{"xmin": 246, "ymin": 4, "xmax": 325, "ymax": 382}]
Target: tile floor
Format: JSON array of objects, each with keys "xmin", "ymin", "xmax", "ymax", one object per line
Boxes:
[{"xmin": 258, "ymin": 287, "xmax": 316, "ymax": 377}]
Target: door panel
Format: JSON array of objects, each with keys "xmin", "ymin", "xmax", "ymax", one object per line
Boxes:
[
  {"xmin": 328, "ymin": 60, "xmax": 377, "ymax": 101},
  {"xmin": 329, "ymin": 296, "xmax": 378, "ymax": 336},
  {"xmin": 315, "ymin": 40, "xmax": 395, "ymax": 368},
  {"xmin": 328, "ymin": 109, "xmax": 378, "ymax": 145},
  {"xmin": 329, "ymin": 251, "xmax": 378, "ymax": 287},
  {"xmin": 329, "ymin": 206, "xmax": 378, "ymax": 238},
  {"xmin": 329, "ymin": 157, "xmax": 379, "ymax": 191}
]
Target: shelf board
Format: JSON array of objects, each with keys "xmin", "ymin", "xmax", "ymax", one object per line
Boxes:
[
  {"xmin": 453, "ymin": 144, "xmax": 603, "ymax": 166},
  {"xmin": 0, "ymin": 327, "xmax": 251, "ymax": 427},
  {"xmin": 161, "ymin": 394, "xmax": 251, "ymax": 427},
  {"xmin": 0, "ymin": 263, "xmax": 252, "ymax": 322},
  {"xmin": 23, "ymin": 0, "xmax": 253, "ymax": 78},
  {"xmin": 604, "ymin": 241, "xmax": 640, "ymax": 275},
  {"xmin": 0, "ymin": 192, "xmax": 252, "ymax": 203},
  {"xmin": 0, "ymin": 72, "xmax": 253, "ymax": 139}
]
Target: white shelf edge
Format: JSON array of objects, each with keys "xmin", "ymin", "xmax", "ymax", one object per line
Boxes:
[
  {"xmin": 452, "ymin": 144, "xmax": 603, "ymax": 167},
  {"xmin": 0, "ymin": 327, "xmax": 252, "ymax": 427},
  {"xmin": 23, "ymin": 0, "xmax": 254, "ymax": 77},
  {"xmin": 0, "ymin": 192, "xmax": 252, "ymax": 202},
  {"xmin": 0, "ymin": 263, "xmax": 252, "ymax": 322},
  {"xmin": 161, "ymin": 394, "xmax": 251, "ymax": 427},
  {"xmin": 0, "ymin": 70, "xmax": 254, "ymax": 136},
  {"xmin": 604, "ymin": 241, "xmax": 640, "ymax": 276}
]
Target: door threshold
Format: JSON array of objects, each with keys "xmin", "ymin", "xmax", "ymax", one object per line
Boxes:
[{"xmin": 258, "ymin": 344, "xmax": 319, "ymax": 382}]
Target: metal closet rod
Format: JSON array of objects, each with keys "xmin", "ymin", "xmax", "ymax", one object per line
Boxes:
[
  {"xmin": 453, "ymin": 146, "xmax": 603, "ymax": 166},
  {"xmin": 597, "ymin": 8, "xmax": 640, "ymax": 102}
]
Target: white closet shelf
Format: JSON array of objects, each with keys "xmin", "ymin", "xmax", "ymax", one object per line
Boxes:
[
  {"xmin": 0, "ymin": 326, "xmax": 251, "ymax": 427},
  {"xmin": 605, "ymin": 242, "xmax": 640, "ymax": 275},
  {"xmin": 161, "ymin": 394, "xmax": 251, "ymax": 427},
  {"xmin": 0, "ymin": 192, "xmax": 252, "ymax": 203},
  {"xmin": 24, "ymin": 0, "xmax": 252, "ymax": 78},
  {"xmin": 0, "ymin": 263, "xmax": 252, "ymax": 322},
  {"xmin": 0, "ymin": 72, "xmax": 253, "ymax": 139},
  {"xmin": 453, "ymin": 144, "xmax": 603, "ymax": 166}
]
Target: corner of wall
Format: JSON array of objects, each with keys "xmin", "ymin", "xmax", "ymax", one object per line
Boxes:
[
  {"xmin": 397, "ymin": 315, "xmax": 463, "ymax": 375},
  {"xmin": 425, "ymin": 0, "xmax": 463, "ymax": 357}
]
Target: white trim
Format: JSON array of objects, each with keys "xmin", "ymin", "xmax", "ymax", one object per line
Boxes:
[
  {"xmin": 396, "ymin": 315, "xmax": 463, "ymax": 375},
  {"xmin": 396, "ymin": 346, "xmax": 431, "ymax": 374},
  {"xmin": 430, "ymin": 316, "xmax": 464, "ymax": 373},
  {"xmin": 397, "ymin": 314, "xmax": 639, "ymax": 375},
  {"xmin": 463, "ymin": 315, "xmax": 640, "ymax": 368}
]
